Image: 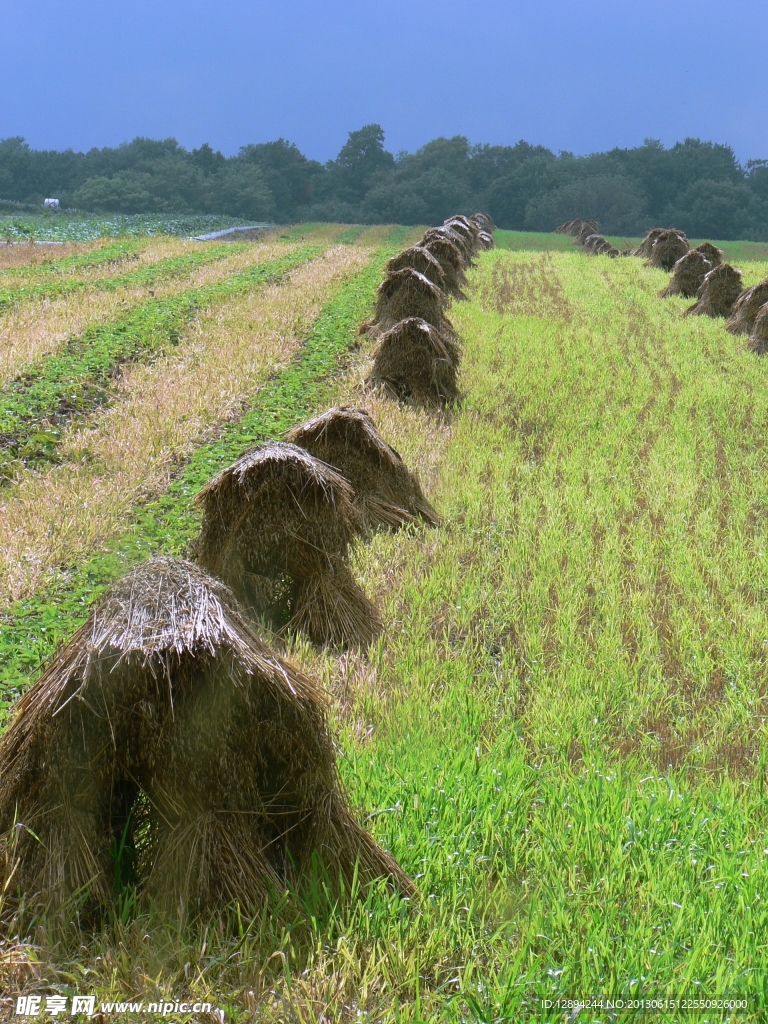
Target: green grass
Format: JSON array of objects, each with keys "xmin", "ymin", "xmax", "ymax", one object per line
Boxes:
[
  {"xmin": 336, "ymin": 225, "xmax": 370, "ymax": 243},
  {"xmin": 494, "ymin": 230, "xmax": 578, "ymax": 252},
  {"xmin": 315, "ymin": 248, "xmax": 768, "ymax": 1019},
  {"xmin": 495, "ymin": 230, "xmax": 768, "ymax": 266},
  {"xmin": 0, "ymin": 248, "xmax": 389, "ymax": 703},
  {"xmin": 0, "ymin": 246, "xmax": 321, "ymax": 476}
]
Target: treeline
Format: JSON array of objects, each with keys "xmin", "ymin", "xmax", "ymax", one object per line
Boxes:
[{"xmin": 2, "ymin": 125, "xmax": 767, "ymax": 240}]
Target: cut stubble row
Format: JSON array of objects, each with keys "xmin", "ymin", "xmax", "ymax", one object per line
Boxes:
[
  {"xmin": 0, "ymin": 244, "xmax": 371, "ymax": 608},
  {"xmin": 0, "ymin": 240, "xmax": 297, "ymax": 389}
]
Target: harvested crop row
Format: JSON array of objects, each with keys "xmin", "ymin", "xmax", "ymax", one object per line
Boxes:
[
  {"xmin": 0, "ymin": 240, "xmax": 253, "ymax": 313},
  {"xmin": 0, "ymin": 246, "xmax": 320, "ymax": 477},
  {"xmin": 340, "ymin": 225, "xmax": 423, "ymax": 248},
  {"xmin": 0, "ymin": 240, "xmax": 304, "ymax": 390},
  {"xmin": 0, "ymin": 240, "xmax": 107, "ymax": 271},
  {"xmin": 0, "ymin": 245, "xmax": 381, "ymax": 691},
  {"xmin": 0, "ymin": 239, "xmax": 147, "ymax": 284}
]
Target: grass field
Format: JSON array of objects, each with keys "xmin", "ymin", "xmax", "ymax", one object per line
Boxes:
[
  {"xmin": 2, "ymin": 229, "xmax": 768, "ymax": 1022},
  {"xmin": 495, "ymin": 230, "xmax": 768, "ymax": 265}
]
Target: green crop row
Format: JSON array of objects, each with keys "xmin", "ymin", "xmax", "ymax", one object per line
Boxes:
[
  {"xmin": 0, "ymin": 248, "xmax": 389, "ymax": 707},
  {"xmin": 336, "ymin": 226, "xmax": 369, "ymax": 243},
  {"xmin": 0, "ymin": 241, "xmax": 250, "ymax": 312},
  {"xmin": 0, "ymin": 246, "xmax": 321, "ymax": 477},
  {"xmin": 1, "ymin": 239, "xmax": 148, "ymax": 280}
]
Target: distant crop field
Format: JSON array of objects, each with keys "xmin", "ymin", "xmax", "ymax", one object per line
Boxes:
[
  {"xmin": 496, "ymin": 227, "xmax": 768, "ymax": 263},
  {"xmin": 2, "ymin": 224, "xmax": 768, "ymax": 1021},
  {"xmin": 0, "ymin": 210, "xmax": 251, "ymax": 242}
]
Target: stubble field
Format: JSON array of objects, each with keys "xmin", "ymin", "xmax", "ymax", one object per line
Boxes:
[{"xmin": 1, "ymin": 224, "xmax": 768, "ymax": 1022}]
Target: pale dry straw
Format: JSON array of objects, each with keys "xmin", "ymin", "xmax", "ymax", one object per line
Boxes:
[
  {"xmin": 0, "ymin": 241, "xmax": 300, "ymax": 388},
  {"xmin": 0, "ymin": 245, "xmax": 370, "ymax": 608},
  {"xmin": 0, "ymin": 241, "xmax": 98, "ymax": 271},
  {"xmin": 3, "ymin": 237, "xmax": 207, "ymax": 291}
]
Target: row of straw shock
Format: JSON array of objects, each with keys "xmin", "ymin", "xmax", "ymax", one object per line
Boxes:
[
  {"xmin": 0, "ymin": 214, "xmax": 495, "ymax": 927},
  {"xmin": 557, "ymin": 218, "xmax": 768, "ymax": 348},
  {"xmin": 364, "ymin": 212, "xmax": 496, "ymax": 406}
]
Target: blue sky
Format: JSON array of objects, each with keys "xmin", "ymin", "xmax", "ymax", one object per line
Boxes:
[{"xmin": 2, "ymin": 0, "xmax": 767, "ymax": 162}]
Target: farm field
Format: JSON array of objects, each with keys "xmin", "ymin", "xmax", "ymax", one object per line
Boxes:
[
  {"xmin": 2, "ymin": 227, "xmax": 768, "ymax": 1022},
  {"xmin": 495, "ymin": 229, "xmax": 768, "ymax": 264},
  {"xmin": 0, "ymin": 211, "xmax": 252, "ymax": 242}
]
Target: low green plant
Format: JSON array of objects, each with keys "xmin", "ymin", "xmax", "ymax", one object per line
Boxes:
[
  {"xmin": 0, "ymin": 241, "xmax": 248, "ymax": 312},
  {"xmin": 0, "ymin": 239, "xmax": 147, "ymax": 280},
  {"xmin": 0, "ymin": 246, "xmax": 321, "ymax": 477},
  {"xmin": 0, "ymin": 213, "xmax": 248, "ymax": 242}
]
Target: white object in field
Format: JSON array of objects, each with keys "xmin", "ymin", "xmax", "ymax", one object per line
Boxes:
[{"xmin": 43, "ymin": 197, "xmax": 60, "ymax": 208}]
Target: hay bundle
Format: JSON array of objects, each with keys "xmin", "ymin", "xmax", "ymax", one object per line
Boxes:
[
  {"xmin": 193, "ymin": 443, "xmax": 381, "ymax": 649},
  {"xmin": 581, "ymin": 234, "xmax": 618, "ymax": 257},
  {"xmin": 470, "ymin": 211, "xmax": 496, "ymax": 233},
  {"xmin": 422, "ymin": 226, "xmax": 473, "ymax": 266},
  {"xmin": 559, "ymin": 219, "xmax": 585, "ymax": 236},
  {"xmin": 633, "ymin": 227, "xmax": 665, "ymax": 257},
  {"xmin": 646, "ymin": 230, "xmax": 689, "ymax": 271},
  {"xmin": 746, "ymin": 303, "xmax": 768, "ymax": 355},
  {"xmin": 0, "ymin": 561, "xmax": 250, "ymax": 918},
  {"xmin": 634, "ymin": 227, "xmax": 688, "ymax": 259},
  {"xmin": 597, "ymin": 241, "xmax": 620, "ymax": 257},
  {"xmin": 574, "ymin": 220, "xmax": 599, "ymax": 245},
  {"xmin": 368, "ymin": 317, "xmax": 458, "ymax": 407},
  {"xmin": 444, "ymin": 223, "xmax": 479, "ymax": 263},
  {"xmin": 477, "ymin": 229, "xmax": 495, "ymax": 250},
  {"xmin": 444, "ymin": 214, "xmax": 476, "ymax": 236},
  {"xmin": 726, "ymin": 279, "xmax": 768, "ymax": 335},
  {"xmin": 660, "ymin": 249, "xmax": 713, "ymax": 298},
  {"xmin": 136, "ymin": 565, "xmax": 411, "ymax": 911},
  {"xmin": 286, "ymin": 407, "xmax": 440, "ymax": 532},
  {"xmin": 421, "ymin": 236, "xmax": 468, "ymax": 298},
  {"xmin": 692, "ymin": 241, "xmax": 724, "ymax": 266},
  {"xmin": 685, "ymin": 263, "xmax": 743, "ymax": 318},
  {"xmin": 0, "ymin": 558, "xmax": 411, "ymax": 919},
  {"xmin": 366, "ymin": 268, "xmax": 454, "ymax": 340},
  {"xmin": 444, "ymin": 215, "xmax": 480, "ymax": 253},
  {"xmin": 583, "ymin": 234, "xmax": 607, "ymax": 253},
  {"xmin": 0, "ymin": 624, "xmax": 131, "ymax": 918},
  {"xmin": 385, "ymin": 246, "xmax": 446, "ymax": 289}
]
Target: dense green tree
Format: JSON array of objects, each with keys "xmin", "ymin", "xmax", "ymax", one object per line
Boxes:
[
  {"xmin": 746, "ymin": 161, "xmax": 768, "ymax": 202},
  {"xmin": 322, "ymin": 124, "xmax": 394, "ymax": 204},
  {"xmin": 208, "ymin": 161, "xmax": 276, "ymax": 221},
  {"xmin": 0, "ymin": 138, "xmax": 35, "ymax": 200},
  {"xmin": 482, "ymin": 154, "xmax": 566, "ymax": 229},
  {"xmin": 191, "ymin": 143, "xmax": 226, "ymax": 176},
  {"xmin": 239, "ymin": 138, "xmax": 322, "ymax": 220},
  {"xmin": 662, "ymin": 179, "xmax": 768, "ymax": 240},
  {"xmin": 2, "ymin": 130, "xmax": 767, "ymax": 239},
  {"xmin": 364, "ymin": 166, "xmax": 472, "ymax": 225},
  {"xmin": 73, "ymin": 172, "xmax": 156, "ymax": 213},
  {"xmin": 525, "ymin": 174, "xmax": 647, "ymax": 235},
  {"xmin": 468, "ymin": 141, "xmax": 555, "ymax": 194}
]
